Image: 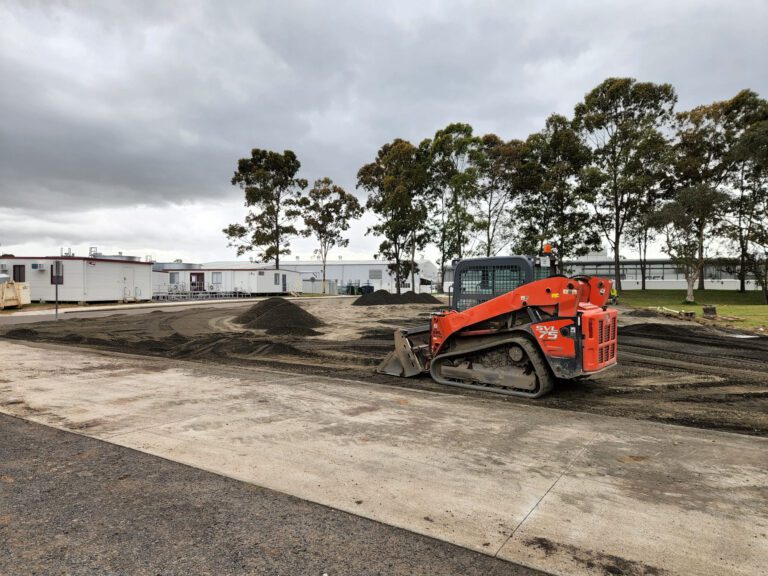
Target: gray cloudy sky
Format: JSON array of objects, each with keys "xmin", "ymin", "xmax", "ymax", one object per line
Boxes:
[{"xmin": 1, "ymin": 0, "xmax": 766, "ymax": 262}]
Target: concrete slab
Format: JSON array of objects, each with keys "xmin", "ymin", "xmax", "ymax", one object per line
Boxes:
[{"xmin": 1, "ymin": 339, "xmax": 766, "ymax": 575}]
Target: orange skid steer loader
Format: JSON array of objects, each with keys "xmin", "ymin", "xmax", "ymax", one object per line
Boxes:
[{"xmin": 377, "ymin": 256, "xmax": 618, "ymax": 398}]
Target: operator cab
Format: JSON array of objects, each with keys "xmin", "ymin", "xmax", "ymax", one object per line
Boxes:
[{"xmin": 450, "ymin": 253, "xmax": 557, "ymax": 311}]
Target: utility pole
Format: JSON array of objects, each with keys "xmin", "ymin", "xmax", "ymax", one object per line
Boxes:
[{"xmin": 54, "ymin": 260, "xmax": 62, "ymax": 321}]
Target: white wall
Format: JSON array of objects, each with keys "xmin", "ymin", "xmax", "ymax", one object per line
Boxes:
[
  {"xmin": 279, "ymin": 261, "xmax": 421, "ymax": 293},
  {"xmin": 154, "ymin": 268, "xmax": 301, "ymax": 295},
  {"xmin": 440, "ymin": 278, "xmax": 762, "ymax": 295},
  {"xmin": 0, "ymin": 258, "xmax": 152, "ymax": 302},
  {"xmin": 618, "ymin": 279, "xmax": 761, "ymax": 291}
]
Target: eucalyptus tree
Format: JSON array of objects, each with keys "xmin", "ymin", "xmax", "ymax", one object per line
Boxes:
[
  {"xmin": 472, "ymin": 134, "xmax": 525, "ymax": 257},
  {"xmin": 224, "ymin": 149, "xmax": 307, "ymax": 269},
  {"xmin": 653, "ymin": 185, "xmax": 729, "ymax": 303},
  {"xmin": 299, "ymin": 177, "xmax": 364, "ymax": 293},
  {"xmin": 574, "ymin": 77, "xmax": 677, "ymax": 289},
  {"xmin": 357, "ymin": 139, "xmax": 430, "ymax": 294},
  {"xmin": 625, "ymin": 130, "xmax": 675, "ymax": 289},
  {"xmin": 733, "ymin": 118, "xmax": 768, "ymax": 301},
  {"xmin": 429, "ymin": 123, "xmax": 481, "ymax": 283},
  {"xmin": 718, "ymin": 91, "xmax": 768, "ymax": 291},
  {"xmin": 514, "ymin": 114, "xmax": 602, "ymax": 273}
]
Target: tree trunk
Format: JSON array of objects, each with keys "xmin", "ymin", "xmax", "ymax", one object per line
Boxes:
[
  {"xmin": 685, "ymin": 275, "xmax": 696, "ymax": 303},
  {"xmin": 640, "ymin": 230, "xmax": 648, "ymax": 291},
  {"xmin": 760, "ymin": 264, "xmax": 768, "ymax": 304},
  {"xmin": 322, "ymin": 259, "xmax": 327, "ymax": 295},
  {"xmin": 486, "ymin": 213, "xmax": 492, "ymax": 257},
  {"xmin": 438, "ymin": 230, "xmax": 447, "ymax": 293},
  {"xmin": 697, "ymin": 227, "xmax": 705, "ymax": 291},
  {"xmin": 613, "ymin": 230, "xmax": 622, "ymax": 291},
  {"xmin": 274, "ymin": 223, "xmax": 280, "ymax": 271},
  {"xmin": 411, "ymin": 242, "xmax": 416, "ymax": 294},
  {"xmin": 439, "ymin": 261, "xmax": 445, "ymax": 294},
  {"xmin": 739, "ymin": 251, "xmax": 747, "ymax": 293}
]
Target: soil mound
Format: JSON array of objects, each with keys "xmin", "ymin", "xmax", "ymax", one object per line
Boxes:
[
  {"xmin": 352, "ymin": 290, "xmax": 398, "ymax": 306},
  {"xmin": 416, "ymin": 292, "xmax": 441, "ymax": 304},
  {"xmin": 3, "ymin": 328, "xmax": 39, "ymax": 340},
  {"xmin": 620, "ymin": 322, "xmax": 768, "ymax": 353},
  {"xmin": 265, "ymin": 326, "xmax": 321, "ymax": 336},
  {"xmin": 235, "ymin": 298, "xmax": 323, "ymax": 334},
  {"xmin": 353, "ymin": 290, "xmax": 442, "ymax": 306}
]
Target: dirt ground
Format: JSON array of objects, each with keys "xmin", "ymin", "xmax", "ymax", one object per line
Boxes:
[{"xmin": 2, "ymin": 298, "xmax": 767, "ymax": 437}]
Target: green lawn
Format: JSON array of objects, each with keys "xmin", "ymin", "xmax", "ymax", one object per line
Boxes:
[{"xmin": 619, "ymin": 289, "xmax": 768, "ymax": 330}]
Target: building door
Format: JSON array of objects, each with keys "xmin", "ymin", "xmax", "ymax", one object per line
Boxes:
[
  {"xmin": 122, "ymin": 267, "xmax": 135, "ymax": 301},
  {"xmin": 190, "ymin": 272, "xmax": 205, "ymax": 292},
  {"xmin": 12, "ymin": 265, "xmax": 25, "ymax": 282},
  {"xmin": 282, "ymin": 274, "xmax": 287, "ymax": 292}
]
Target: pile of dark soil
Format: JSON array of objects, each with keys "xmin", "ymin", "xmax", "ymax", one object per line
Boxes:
[
  {"xmin": 353, "ymin": 290, "xmax": 442, "ymax": 306},
  {"xmin": 235, "ymin": 297, "xmax": 323, "ymax": 336},
  {"xmin": 4, "ymin": 328, "xmax": 40, "ymax": 340},
  {"xmin": 168, "ymin": 333, "xmax": 305, "ymax": 359}
]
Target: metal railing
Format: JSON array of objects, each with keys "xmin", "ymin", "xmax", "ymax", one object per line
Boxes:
[{"xmin": 152, "ymin": 283, "xmax": 254, "ymax": 302}]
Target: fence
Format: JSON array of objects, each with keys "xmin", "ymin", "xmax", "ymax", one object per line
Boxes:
[{"xmin": 301, "ymin": 279, "xmax": 339, "ymax": 295}]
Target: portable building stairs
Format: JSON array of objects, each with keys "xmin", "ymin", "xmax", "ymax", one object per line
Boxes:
[{"xmin": 0, "ymin": 281, "xmax": 31, "ymax": 310}]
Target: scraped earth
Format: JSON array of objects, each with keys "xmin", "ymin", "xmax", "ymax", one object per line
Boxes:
[{"xmin": 2, "ymin": 298, "xmax": 767, "ymax": 436}]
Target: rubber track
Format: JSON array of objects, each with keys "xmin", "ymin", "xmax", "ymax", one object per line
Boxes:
[{"xmin": 429, "ymin": 336, "xmax": 555, "ymax": 399}]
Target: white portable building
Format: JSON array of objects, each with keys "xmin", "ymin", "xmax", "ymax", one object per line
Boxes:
[
  {"xmin": 0, "ymin": 256, "xmax": 153, "ymax": 303},
  {"xmin": 202, "ymin": 259, "xmax": 426, "ymax": 293},
  {"xmin": 153, "ymin": 266, "xmax": 302, "ymax": 296}
]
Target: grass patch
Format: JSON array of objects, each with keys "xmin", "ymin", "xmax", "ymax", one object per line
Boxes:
[{"xmin": 619, "ymin": 289, "xmax": 768, "ymax": 330}]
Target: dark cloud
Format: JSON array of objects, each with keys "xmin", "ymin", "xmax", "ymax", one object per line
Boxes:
[{"xmin": 0, "ymin": 0, "xmax": 766, "ymax": 257}]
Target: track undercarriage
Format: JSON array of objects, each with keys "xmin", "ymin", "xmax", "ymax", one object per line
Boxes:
[
  {"xmin": 377, "ymin": 328, "xmax": 555, "ymax": 399},
  {"xmin": 430, "ymin": 337, "xmax": 554, "ymax": 398}
]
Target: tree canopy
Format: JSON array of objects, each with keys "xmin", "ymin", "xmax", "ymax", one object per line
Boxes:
[
  {"xmin": 358, "ymin": 139, "xmax": 430, "ymax": 293},
  {"xmin": 299, "ymin": 177, "xmax": 364, "ymax": 292},
  {"xmin": 224, "ymin": 149, "xmax": 307, "ymax": 269}
]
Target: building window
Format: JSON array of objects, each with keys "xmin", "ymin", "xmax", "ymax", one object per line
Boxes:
[
  {"xmin": 258, "ymin": 271, "xmax": 264, "ymax": 276},
  {"xmin": 50, "ymin": 263, "xmax": 64, "ymax": 285},
  {"xmin": 369, "ymin": 269, "xmax": 383, "ymax": 280},
  {"xmin": 212, "ymin": 271, "xmax": 222, "ymax": 285},
  {"xmin": 274, "ymin": 273, "xmax": 280, "ymax": 285},
  {"xmin": 12, "ymin": 265, "xmax": 25, "ymax": 283},
  {"xmin": 169, "ymin": 272, "xmax": 179, "ymax": 284}
]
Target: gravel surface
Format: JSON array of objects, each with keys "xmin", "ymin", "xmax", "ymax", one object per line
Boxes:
[{"xmin": 0, "ymin": 414, "xmax": 545, "ymax": 576}]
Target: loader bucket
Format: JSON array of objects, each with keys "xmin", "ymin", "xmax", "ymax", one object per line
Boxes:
[{"xmin": 375, "ymin": 328, "xmax": 428, "ymax": 378}]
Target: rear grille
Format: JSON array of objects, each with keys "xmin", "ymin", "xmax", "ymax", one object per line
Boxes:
[{"xmin": 587, "ymin": 314, "xmax": 617, "ymax": 369}]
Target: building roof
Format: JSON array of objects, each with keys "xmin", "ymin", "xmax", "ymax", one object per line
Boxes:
[
  {"xmin": 201, "ymin": 260, "xmax": 396, "ymax": 268},
  {"xmin": 562, "ymin": 258, "xmax": 682, "ymax": 265},
  {"xmin": 0, "ymin": 256, "xmax": 153, "ymax": 265},
  {"xmin": 162, "ymin": 267, "xmax": 298, "ymax": 272}
]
